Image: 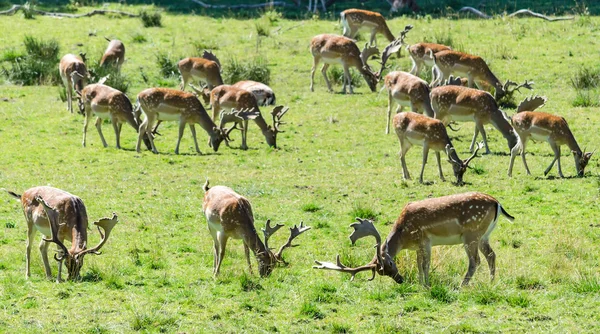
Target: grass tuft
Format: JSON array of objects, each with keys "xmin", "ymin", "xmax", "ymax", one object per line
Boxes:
[
  {"xmin": 223, "ymin": 57, "xmax": 270, "ymax": 85},
  {"xmin": 349, "ymin": 205, "xmax": 378, "ymax": 220},
  {"xmin": 301, "ymin": 203, "xmax": 321, "ymax": 212},
  {"xmin": 131, "ymin": 33, "xmax": 147, "ymax": 43},
  {"xmin": 505, "ymin": 293, "xmax": 531, "ymax": 308},
  {"xmin": 329, "ymin": 66, "xmax": 362, "ymax": 88},
  {"xmin": 299, "ymin": 301, "xmax": 325, "ymax": 319},
  {"xmin": 240, "ymin": 273, "xmax": 263, "ymax": 292},
  {"xmin": 570, "ymin": 67, "xmax": 600, "ymax": 90},
  {"xmin": 429, "ymin": 284, "xmax": 456, "ymax": 303},
  {"xmin": 516, "ymin": 276, "xmax": 545, "ymax": 290},
  {"xmin": 5, "ymin": 221, "xmax": 16, "ymax": 228},
  {"xmin": 571, "ymin": 272, "xmax": 600, "ymax": 293},
  {"xmin": 331, "ymin": 323, "xmax": 351, "ymax": 333},
  {"xmin": 155, "ymin": 52, "xmax": 180, "ymax": 79},
  {"xmin": 139, "ymin": 10, "xmax": 162, "ymax": 28}
]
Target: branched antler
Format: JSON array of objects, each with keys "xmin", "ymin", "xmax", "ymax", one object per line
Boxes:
[
  {"xmin": 262, "ymin": 219, "xmax": 284, "ymax": 251},
  {"xmin": 36, "ymin": 196, "xmax": 69, "ymax": 261},
  {"xmin": 377, "ymin": 25, "xmax": 413, "ymax": 77},
  {"xmin": 517, "ymin": 95, "xmax": 547, "ymax": 113},
  {"xmin": 201, "ymin": 50, "xmax": 221, "ymax": 69},
  {"xmin": 271, "ymin": 106, "xmax": 289, "ymax": 133},
  {"xmin": 275, "ymin": 222, "xmax": 311, "ymax": 261},
  {"xmin": 360, "ymin": 44, "xmax": 380, "ymax": 69},
  {"xmin": 313, "ymin": 255, "xmax": 377, "ymax": 281},
  {"xmin": 504, "ymin": 80, "xmax": 534, "ymax": 94}
]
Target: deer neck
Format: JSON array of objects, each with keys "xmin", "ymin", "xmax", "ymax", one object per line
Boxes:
[
  {"xmin": 379, "ymin": 22, "xmax": 395, "ymax": 42},
  {"xmin": 564, "ymin": 129, "xmax": 582, "ymax": 154},
  {"xmin": 191, "ymin": 104, "xmax": 219, "ymax": 137},
  {"xmin": 490, "ymin": 110, "xmax": 518, "ymax": 149},
  {"xmin": 251, "ymin": 111, "xmax": 273, "ymax": 137}
]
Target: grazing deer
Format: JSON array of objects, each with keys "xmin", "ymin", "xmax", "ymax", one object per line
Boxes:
[
  {"xmin": 507, "ymin": 96, "xmax": 594, "ymax": 177},
  {"xmin": 59, "ymin": 53, "xmax": 88, "ymax": 113},
  {"xmin": 384, "ymin": 72, "xmax": 435, "ymax": 134},
  {"xmin": 340, "ymin": 9, "xmax": 395, "ymax": 47},
  {"xmin": 100, "ymin": 38, "xmax": 125, "ymax": 71},
  {"xmin": 3, "ymin": 186, "xmax": 118, "ymax": 282},
  {"xmin": 430, "ymin": 49, "xmax": 531, "ymax": 100},
  {"xmin": 314, "ymin": 192, "xmax": 514, "ymax": 286},
  {"xmin": 135, "ymin": 88, "xmax": 225, "ymax": 154},
  {"xmin": 406, "ymin": 42, "xmax": 451, "ymax": 76},
  {"xmin": 203, "ymin": 85, "xmax": 288, "ymax": 150},
  {"xmin": 178, "ymin": 50, "xmax": 223, "ymax": 92},
  {"xmin": 232, "ymin": 80, "xmax": 276, "ymax": 106},
  {"xmin": 202, "ymin": 180, "xmax": 310, "ymax": 277},
  {"xmin": 430, "ymin": 85, "xmax": 522, "ymax": 154},
  {"xmin": 309, "ymin": 34, "xmax": 379, "ymax": 94},
  {"xmin": 77, "ymin": 83, "xmax": 151, "ymax": 150},
  {"xmin": 393, "ymin": 112, "xmax": 482, "ymax": 185}
]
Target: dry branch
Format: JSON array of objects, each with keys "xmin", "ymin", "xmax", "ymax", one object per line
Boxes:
[
  {"xmin": 190, "ymin": 0, "xmax": 293, "ymax": 9},
  {"xmin": 459, "ymin": 6, "xmax": 574, "ymax": 21},
  {"xmin": 0, "ymin": 5, "xmax": 139, "ymax": 17}
]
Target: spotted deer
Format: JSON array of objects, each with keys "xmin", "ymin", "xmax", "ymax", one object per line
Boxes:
[
  {"xmin": 507, "ymin": 96, "xmax": 594, "ymax": 177},
  {"xmin": 406, "ymin": 42, "xmax": 451, "ymax": 76},
  {"xmin": 178, "ymin": 50, "xmax": 223, "ymax": 92},
  {"xmin": 59, "ymin": 53, "xmax": 88, "ymax": 113},
  {"xmin": 100, "ymin": 38, "xmax": 125, "ymax": 71},
  {"xmin": 393, "ymin": 111, "xmax": 482, "ymax": 185},
  {"xmin": 340, "ymin": 9, "xmax": 395, "ymax": 46},
  {"xmin": 232, "ymin": 80, "xmax": 276, "ymax": 106},
  {"xmin": 314, "ymin": 192, "xmax": 514, "ymax": 286},
  {"xmin": 202, "ymin": 180, "xmax": 310, "ymax": 277},
  {"xmin": 135, "ymin": 88, "xmax": 225, "ymax": 154},
  {"xmin": 3, "ymin": 186, "xmax": 118, "ymax": 282}
]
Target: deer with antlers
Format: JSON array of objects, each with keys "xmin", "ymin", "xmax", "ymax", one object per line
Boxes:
[
  {"xmin": 100, "ymin": 38, "xmax": 125, "ymax": 71},
  {"xmin": 135, "ymin": 88, "xmax": 226, "ymax": 154},
  {"xmin": 430, "ymin": 49, "xmax": 531, "ymax": 101},
  {"xmin": 340, "ymin": 9, "xmax": 395, "ymax": 47},
  {"xmin": 309, "ymin": 34, "xmax": 379, "ymax": 94},
  {"xmin": 507, "ymin": 96, "xmax": 594, "ymax": 177},
  {"xmin": 178, "ymin": 50, "xmax": 223, "ymax": 92},
  {"xmin": 406, "ymin": 42, "xmax": 451, "ymax": 76},
  {"xmin": 394, "ymin": 112, "xmax": 483, "ymax": 185},
  {"xmin": 202, "ymin": 180, "xmax": 310, "ymax": 277},
  {"xmin": 314, "ymin": 192, "xmax": 514, "ymax": 286},
  {"xmin": 4, "ymin": 186, "xmax": 118, "ymax": 282},
  {"xmin": 202, "ymin": 84, "xmax": 288, "ymax": 150},
  {"xmin": 78, "ymin": 83, "xmax": 152, "ymax": 150},
  {"xmin": 59, "ymin": 53, "xmax": 88, "ymax": 114},
  {"xmin": 430, "ymin": 85, "xmax": 526, "ymax": 154}
]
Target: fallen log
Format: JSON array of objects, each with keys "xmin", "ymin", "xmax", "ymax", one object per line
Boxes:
[
  {"xmin": 459, "ymin": 7, "xmax": 574, "ymax": 21},
  {"xmin": 0, "ymin": 5, "xmax": 139, "ymax": 18}
]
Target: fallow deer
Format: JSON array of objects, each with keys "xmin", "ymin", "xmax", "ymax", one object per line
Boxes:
[
  {"xmin": 204, "ymin": 85, "xmax": 288, "ymax": 150},
  {"xmin": 178, "ymin": 50, "xmax": 223, "ymax": 92},
  {"xmin": 202, "ymin": 180, "xmax": 310, "ymax": 277},
  {"xmin": 430, "ymin": 85, "xmax": 523, "ymax": 154},
  {"xmin": 393, "ymin": 111, "xmax": 482, "ymax": 185},
  {"xmin": 406, "ymin": 42, "xmax": 451, "ymax": 76},
  {"xmin": 232, "ymin": 80, "xmax": 276, "ymax": 106},
  {"xmin": 431, "ymin": 49, "xmax": 531, "ymax": 100},
  {"xmin": 100, "ymin": 38, "xmax": 125, "ymax": 71},
  {"xmin": 314, "ymin": 192, "xmax": 514, "ymax": 286},
  {"xmin": 384, "ymin": 72, "xmax": 435, "ymax": 134},
  {"xmin": 135, "ymin": 88, "xmax": 225, "ymax": 154},
  {"xmin": 340, "ymin": 9, "xmax": 395, "ymax": 47},
  {"xmin": 507, "ymin": 96, "xmax": 594, "ymax": 177},
  {"xmin": 77, "ymin": 83, "xmax": 151, "ymax": 150},
  {"xmin": 309, "ymin": 34, "xmax": 379, "ymax": 94},
  {"xmin": 3, "ymin": 186, "xmax": 118, "ymax": 282},
  {"xmin": 59, "ymin": 53, "xmax": 88, "ymax": 113}
]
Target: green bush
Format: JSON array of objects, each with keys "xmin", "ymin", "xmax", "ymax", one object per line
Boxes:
[
  {"xmin": 223, "ymin": 57, "xmax": 270, "ymax": 85},
  {"xmin": 155, "ymin": 52, "xmax": 180, "ymax": 78},
  {"xmin": 1, "ymin": 36, "xmax": 61, "ymax": 85},
  {"xmin": 88, "ymin": 60, "xmax": 130, "ymax": 94},
  {"xmin": 139, "ymin": 10, "xmax": 162, "ymax": 28}
]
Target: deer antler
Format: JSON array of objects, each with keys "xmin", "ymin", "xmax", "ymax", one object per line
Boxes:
[
  {"xmin": 262, "ymin": 219, "xmax": 284, "ymax": 251},
  {"xmin": 464, "ymin": 142, "xmax": 484, "ymax": 167},
  {"xmin": 35, "ymin": 196, "xmax": 70, "ymax": 261},
  {"xmin": 445, "ymin": 145, "xmax": 461, "ymax": 165},
  {"xmin": 313, "ymin": 255, "xmax": 377, "ymax": 281},
  {"xmin": 201, "ymin": 50, "xmax": 221, "ymax": 69},
  {"xmin": 444, "ymin": 75, "xmax": 465, "ymax": 86},
  {"xmin": 271, "ymin": 106, "xmax": 289, "ymax": 133},
  {"xmin": 504, "ymin": 80, "xmax": 534, "ymax": 94},
  {"xmin": 360, "ymin": 43, "xmax": 380, "ymax": 69},
  {"xmin": 377, "ymin": 25, "xmax": 413, "ymax": 77},
  {"xmin": 76, "ymin": 213, "xmax": 119, "ymax": 258},
  {"xmin": 274, "ymin": 222, "xmax": 311, "ymax": 261},
  {"xmin": 517, "ymin": 95, "xmax": 547, "ymax": 113}
]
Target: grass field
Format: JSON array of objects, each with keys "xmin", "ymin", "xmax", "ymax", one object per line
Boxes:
[{"xmin": 1, "ymin": 5, "xmax": 600, "ymax": 333}]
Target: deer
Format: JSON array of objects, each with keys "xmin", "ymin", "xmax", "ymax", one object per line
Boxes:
[
  {"xmin": 309, "ymin": 34, "xmax": 379, "ymax": 94},
  {"xmin": 3, "ymin": 186, "xmax": 118, "ymax": 282},
  {"xmin": 430, "ymin": 85, "xmax": 528, "ymax": 154},
  {"xmin": 314, "ymin": 192, "xmax": 514, "ymax": 286},
  {"xmin": 406, "ymin": 42, "xmax": 451, "ymax": 76},
  {"xmin": 100, "ymin": 38, "xmax": 125, "ymax": 72},
  {"xmin": 76, "ymin": 83, "xmax": 152, "ymax": 150},
  {"xmin": 393, "ymin": 112, "xmax": 483, "ymax": 185},
  {"xmin": 202, "ymin": 179, "xmax": 311, "ymax": 277},
  {"xmin": 340, "ymin": 9, "xmax": 395, "ymax": 47},
  {"xmin": 135, "ymin": 88, "xmax": 226, "ymax": 155},
  {"xmin": 59, "ymin": 53, "xmax": 88, "ymax": 114},
  {"xmin": 430, "ymin": 49, "xmax": 530, "ymax": 101},
  {"xmin": 384, "ymin": 72, "xmax": 435, "ymax": 134},
  {"xmin": 232, "ymin": 80, "xmax": 276, "ymax": 106},
  {"xmin": 201, "ymin": 84, "xmax": 288, "ymax": 150},
  {"xmin": 178, "ymin": 50, "xmax": 223, "ymax": 92},
  {"xmin": 507, "ymin": 96, "xmax": 594, "ymax": 178}
]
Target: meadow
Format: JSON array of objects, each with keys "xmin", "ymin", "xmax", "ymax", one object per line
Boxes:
[{"xmin": 0, "ymin": 5, "xmax": 599, "ymax": 333}]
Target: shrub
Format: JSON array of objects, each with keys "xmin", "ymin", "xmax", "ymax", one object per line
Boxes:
[
  {"xmin": 1, "ymin": 36, "xmax": 61, "ymax": 85},
  {"xmin": 301, "ymin": 203, "xmax": 321, "ymax": 212},
  {"xmin": 349, "ymin": 204, "xmax": 377, "ymax": 220},
  {"xmin": 87, "ymin": 60, "xmax": 130, "ymax": 94},
  {"xmin": 155, "ymin": 52, "xmax": 180, "ymax": 78},
  {"xmin": 223, "ymin": 57, "xmax": 270, "ymax": 85},
  {"xmin": 0, "ymin": 48, "xmax": 24, "ymax": 62},
  {"xmin": 329, "ymin": 66, "xmax": 362, "ymax": 88},
  {"xmin": 299, "ymin": 302, "xmax": 325, "ymax": 319},
  {"xmin": 139, "ymin": 10, "xmax": 162, "ymax": 28},
  {"xmin": 570, "ymin": 67, "xmax": 600, "ymax": 90},
  {"xmin": 429, "ymin": 284, "xmax": 456, "ymax": 303},
  {"xmin": 131, "ymin": 33, "xmax": 147, "ymax": 43}
]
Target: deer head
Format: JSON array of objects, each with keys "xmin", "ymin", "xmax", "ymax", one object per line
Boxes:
[
  {"xmin": 446, "ymin": 142, "xmax": 483, "ymax": 185},
  {"xmin": 496, "ymin": 79, "xmax": 534, "ymax": 101},
  {"xmin": 260, "ymin": 220, "xmax": 311, "ymax": 276}
]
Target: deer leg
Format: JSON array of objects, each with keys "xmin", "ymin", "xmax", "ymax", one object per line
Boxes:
[
  {"xmin": 38, "ymin": 237, "xmax": 52, "ymax": 280},
  {"xmin": 95, "ymin": 117, "xmax": 108, "ymax": 148},
  {"xmin": 56, "ymin": 253, "xmax": 64, "ymax": 283},
  {"xmin": 417, "ymin": 240, "xmax": 432, "ymax": 286},
  {"xmin": 386, "ymin": 92, "xmax": 393, "ymax": 134},
  {"xmin": 310, "ymin": 56, "xmax": 320, "ymax": 92},
  {"xmin": 545, "ymin": 141, "xmax": 563, "ymax": 177},
  {"xmin": 137, "ymin": 111, "xmax": 158, "ymax": 154},
  {"xmin": 479, "ymin": 239, "xmax": 496, "ymax": 281},
  {"xmin": 521, "ymin": 138, "xmax": 531, "ymax": 175},
  {"xmin": 399, "ymin": 140, "xmax": 412, "ymax": 180},
  {"xmin": 419, "ymin": 144, "xmax": 429, "ymax": 184},
  {"xmin": 174, "ymin": 119, "xmax": 186, "ymax": 155},
  {"xmin": 370, "ymin": 29, "xmax": 377, "ymax": 47},
  {"xmin": 180, "ymin": 74, "xmax": 188, "ymax": 91},
  {"xmin": 111, "ymin": 118, "xmax": 122, "ymax": 149},
  {"xmin": 321, "ymin": 64, "xmax": 332, "ymax": 92},
  {"xmin": 474, "ymin": 122, "xmax": 491, "ymax": 154},
  {"xmin": 189, "ymin": 124, "xmax": 202, "ymax": 155},
  {"xmin": 467, "ymin": 74, "xmax": 476, "ymax": 88},
  {"xmin": 214, "ymin": 232, "xmax": 228, "ymax": 277},
  {"xmin": 343, "ymin": 64, "xmax": 354, "ymax": 94},
  {"xmin": 240, "ymin": 120, "xmax": 249, "ymax": 150},
  {"xmin": 243, "ymin": 243, "xmax": 253, "ymax": 274},
  {"xmin": 462, "ymin": 237, "xmax": 481, "ymax": 286},
  {"xmin": 151, "ymin": 121, "xmax": 162, "ymax": 135},
  {"xmin": 435, "ymin": 151, "xmax": 445, "ymax": 181},
  {"xmin": 409, "ymin": 57, "xmax": 418, "ymax": 75},
  {"xmin": 82, "ymin": 111, "xmax": 92, "ymax": 147},
  {"xmin": 25, "ymin": 224, "xmax": 36, "ymax": 279}
]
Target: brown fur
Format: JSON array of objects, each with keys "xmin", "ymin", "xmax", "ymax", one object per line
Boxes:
[
  {"xmin": 178, "ymin": 57, "xmax": 223, "ymax": 91},
  {"xmin": 341, "ymin": 9, "xmax": 395, "ymax": 44},
  {"xmin": 100, "ymin": 39, "xmax": 125, "ymax": 70}
]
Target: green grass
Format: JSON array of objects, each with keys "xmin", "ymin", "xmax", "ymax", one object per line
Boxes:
[{"xmin": 0, "ymin": 6, "xmax": 600, "ymax": 333}]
